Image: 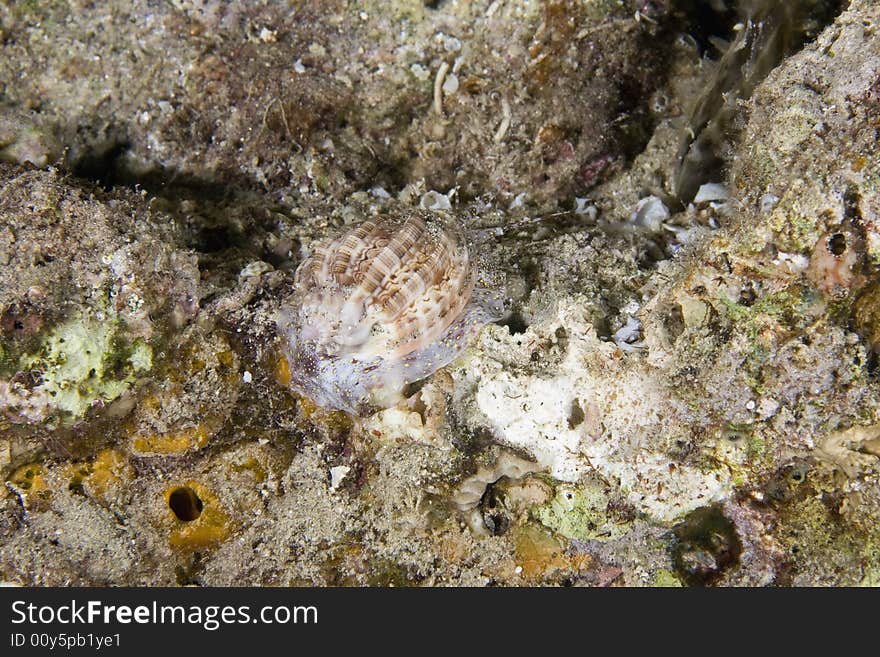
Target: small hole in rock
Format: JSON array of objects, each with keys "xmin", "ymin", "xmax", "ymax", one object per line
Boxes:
[
  {"xmin": 672, "ymin": 505, "xmax": 742, "ymax": 586},
  {"xmin": 554, "ymin": 325, "xmax": 570, "ymax": 353},
  {"xmin": 738, "ymin": 284, "xmax": 757, "ymax": 307},
  {"xmin": 567, "ymin": 399, "xmax": 585, "ymax": 429},
  {"xmin": 498, "ymin": 311, "xmax": 529, "ymax": 335},
  {"xmin": 168, "ymin": 486, "xmax": 203, "ymax": 522},
  {"xmin": 828, "ymin": 233, "xmax": 847, "ymax": 256},
  {"xmin": 664, "ymin": 303, "xmax": 685, "ymax": 342}
]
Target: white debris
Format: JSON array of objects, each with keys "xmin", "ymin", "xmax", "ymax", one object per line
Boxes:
[
  {"xmin": 442, "ymin": 34, "xmax": 462, "ymax": 52},
  {"xmin": 574, "ymin": 197, "xmax": 597, "ymax": 219},
  {"xmin": 622, "ymin": 300, "xmax": 641, "ymax": 315},
  {"xmin": 760, "ymin": 193, "xmax": 780, "ymax": 213},
  {"xmin": 663, "ymin": 223, "xmax": 703, "ymax": 245},
  {"xmin": 694, "ymin": 182, "xmax": 729, "ymax": 204},
  {"xmin": 329, "ymin": 466, "xmax": 351, "ymax": 491},
  {"xmin": 612, "ymin": 316, "xmax": 645, "ymax": 352},
  {"xmin": 370, "ymin": 186, "xmax": 391, "ymax": 199},
  {"xmin": 419, "ymin": 190, "xmax": 452, "ymax": 211},
  {"xmin": 242, "ymin": 371, "xmax": 252, "ymax": 384},
  {"xmin": 630, "ymin": 195, "xmax": 669, "ymax": 232},
  {"xmin": 756, "ymin": 397, "xmax": 780, "ymax": 420},
  {"xmin": 434, "ymin": 61, "xmax": 450, "ymax": 115},
  {"xmin": 493, "ymin": 97, "xmax": 512, "ymax": 143},
  {"xmin": 611, "ymin": 299, "xmax": 645, "ymax": 351},
  {"xmin": 239, "ymin": 261, "xmax": 273, "ymax": 279},
  {"xmin": 509, "ymin": 192, "xmax": 527, "ymax": 210},
  {"xmin": 293, "ymin": 59, "xmax": 306, "ymax": 74},
  {"xmin": 773, "ymin": 251, "xmax": 810, "ymax": 273},
  {"xmin": 442, "ymin": 73, "xmax": 459, "ymax": 95},
  {"xmin": 410, "ymin": 63, "xmax": 430, "ymax": 80},
  {"xmin": 468, "ymin": 298, "xmax": 732, "ymax": 521}
]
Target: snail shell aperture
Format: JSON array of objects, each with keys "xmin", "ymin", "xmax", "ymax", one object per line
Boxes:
[{"xmin": 277, "ymin": 211, "xmax": 508, "ymax": 415}]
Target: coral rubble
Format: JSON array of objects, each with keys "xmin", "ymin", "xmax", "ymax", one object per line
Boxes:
[{"xmin": 2, "ymin": 0, "xmax": 879, "ymax": 586}]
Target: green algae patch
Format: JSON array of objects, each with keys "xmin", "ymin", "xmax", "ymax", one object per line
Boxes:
[
  {"xmin": 717, "ymin": 287, "xmax": 808, "ymax": 333},
  {"xmin": 858, "ymin": 571, "xmax": 880, "ymax": 587},
  {"xmin": 534, "ymin": 481, "xmax": 631, "ymax": 542},
  {"xmin": 0, "ymin": 341, "xmax": 10, "ymax": 376},
  {"xmin": 19, "ymin": 312, "xmax": 152, "ymax": 420},
  {"xmin": 652, "ymin": 569, "xmax": 683, "ymax": 588}
]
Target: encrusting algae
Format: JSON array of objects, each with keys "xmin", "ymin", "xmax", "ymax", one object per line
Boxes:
[{"xmin": 1, "ymin": 0, "xmax": 879, "ymax": 587}]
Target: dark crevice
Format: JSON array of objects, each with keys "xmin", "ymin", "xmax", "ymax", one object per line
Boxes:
[
  {"xmin": 828, "ymin": 232, "xmax": 847, "ymax": 257},
  {"xmin": 479, "ymin": 478, "xmax": 512, "ymax": 536},
  {"xmin": 64, "ymin": 129, "xmax": 268, "ymax": 263},
  {"xmin": 69, "ymin": 137, "xmax": 131, "ymax": 188},
  {"xmin": 672, "ymin": 504, "xmax": 743, "ymax": 586},
  {"xmin": 192, "ymin": 225, "xmax": 242, "ymax": 254},
  {"xmin": 63, "ymin": 123, "xmax": 252, "ymax": 206},
  {"xmin": 498, "ymin": 311, "xmax": 529, "ymax": 335},
  {"xmin": 668, "ymin": 0, "xmax": 740, "ymax": 57},
  {"xmin": 673, "ymin": 0, "xmax": 848, "ymax": 204},
  {"xmin": 70, "ymin": 143, "xmax": 234, "ymax": 202},
  {"xmin": 567, "ymin": 399, "xmax": 585, "ymax": 430}
]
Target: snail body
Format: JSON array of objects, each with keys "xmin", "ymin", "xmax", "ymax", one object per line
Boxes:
[{"xmin": 278, "ymin": 212, "xmax": 506, "ymax": 415}]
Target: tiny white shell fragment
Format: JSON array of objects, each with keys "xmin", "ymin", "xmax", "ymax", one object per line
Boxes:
[
  {"xmin": 442, "ymin": 73, "xmax": 459, "ymax": 95},
  {"xmin": 613, "ymin": 316, "xmax": 644, "ymax": 352},
  {"xmin": 760, "ymin": 193, "xmax": 780, "ymax": 213},
  {"xmin": 509, "ymin": 193, "xmax": 527, "ymax": 210},
  {"xmin": 419, "ymin": 190, "xmax": 452, "ymax": 211},
  {"xmin": 622, "ymin": 300, "xmax": 641, "ymax": 315},
  {"xmin": 329, "ymin": 465, "xmax": 351, "ymax": 491},
  {"xmin": 239, "ymin": 261, "xmax": 273, "ymax": 279},
  {"xmin": 574, "ymin": 197, "xmax": 597, "ymax": 218},
  {"xmin": 630, "ymin": 196, "xmax": 669, "ymax": 232},
  {"xmin": 694, "ymin": 182, "xmax": 729, "ymax": 204},
  {"xmin": 442, "ymin": 35, "xmax": 462, "ymax": 52},
  {"xmin": 410, "ymin": 63, "xmax": 430, "ymax": 80}
]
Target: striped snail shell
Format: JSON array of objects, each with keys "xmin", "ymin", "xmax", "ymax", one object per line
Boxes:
[{"xmin": 278, "ymin": 212, "xmax": 507, "ymax": 415}]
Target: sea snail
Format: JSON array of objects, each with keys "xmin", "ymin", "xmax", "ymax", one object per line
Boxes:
[{"xmin": 277, "ymin": 211, "xmax": 507, "ymax": 416}]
